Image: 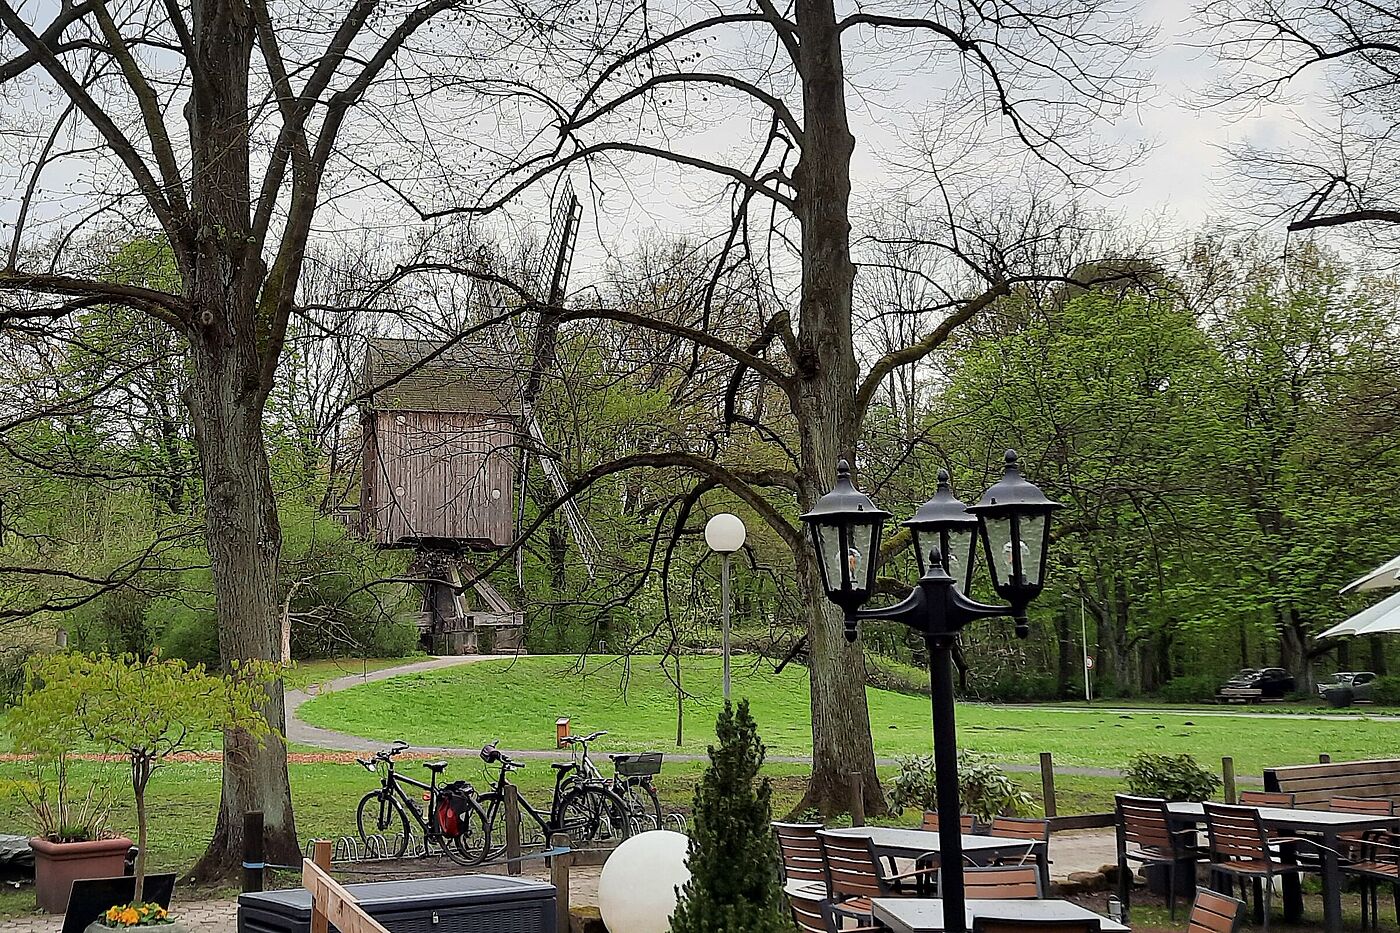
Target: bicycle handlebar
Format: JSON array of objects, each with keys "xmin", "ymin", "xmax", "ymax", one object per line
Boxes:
[{"xmin": 561, "ymin": 730, "xmax": 608, "ymax": 744}]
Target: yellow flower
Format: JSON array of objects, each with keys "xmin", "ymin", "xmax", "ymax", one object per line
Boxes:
[
  {"xmin": 119, "ymin": 907, "xmax": 141, "ymax": 926},
  {"xmin": 106, "ymin": 907, "xmax": 121, "ymax": 922}
]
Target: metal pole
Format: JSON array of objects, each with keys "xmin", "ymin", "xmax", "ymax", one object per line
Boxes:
[
  {"xmin": 928, "ymin": 636, "xmax": 966, "ymax": 933},
  {"xmin": 721, "ymin": 553, "xmax": 732, "ymax": 701},
  {"xmin": 1081, "ymin": 596, "xmax": 1091, "ymax": 703}
]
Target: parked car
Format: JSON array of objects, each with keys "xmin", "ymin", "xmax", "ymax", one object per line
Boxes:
[
  {"xmin": 1318, "ymin": 671, "xmax": 1377, "ymax": 707},
  {"xmin": 1216, "ymin": 668, "xmax": 1296, "ymax": 703}
]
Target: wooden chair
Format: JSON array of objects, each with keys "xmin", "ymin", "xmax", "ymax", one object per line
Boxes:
[
  {"xmin": 946, "ymin": 864, "xmax": 1043, "ymax": 900},
  {"xmin": 988, "ymin": 816, "xmax": 1051, "ymax": 889},
  {"xmin": 788, "ymin": 891, "xmax": 881, "ymax": 933},
  {"xmin": 774, "ymin": 821, "xmax": 828, "ymax": 897},
  {"xmin": 1330, "ymin": 796, "xmax": 1395, "ymax": 861},
  {"xmin": 971, "ymin": 919, "xmax": 1095, "ymax": 933},
  {"xmin": 817, "ymin": 830, "xmax": 933, "ymax": 916},
  {"xmin": 1239, "ymin": 791, "xmax": 1296, "ymax": 808},
  {"xmin": 1340, "ymin": 832, "xmax": 1400, "ymax": 930},
  {"xmin": 1187, "ymin": 889, "xmax": 1246, "ymax": 933},
  {"xmin": 1203, "ymin": 802, "xmax": 1307, "ymax": 933},
  {"xmin": 1114, "ymin": 794, "xmax": 1197, "ymax": 921},
  {"xmin": 923, "ymin": 810, "xmax": 976, "ymax": 833}
]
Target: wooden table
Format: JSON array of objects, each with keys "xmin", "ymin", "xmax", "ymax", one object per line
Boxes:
[
  {"xmin": 823, "ymin": 826, "xmax": 1047, "ymax": 891},
  {"xmin": 873, "ymin": 897, "xmax": 1128, "ymax": 933},
  {"xmin": 1167, "ymin": 801, "xmax": 1399, "ymax": 933}
]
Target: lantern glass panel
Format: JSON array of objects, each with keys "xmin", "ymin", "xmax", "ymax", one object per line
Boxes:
[
  {"xmin": 847, "ymin": 520, "xmax": 878, "ymax": 592},
  {"xmin": 1021, "ymin": 513, "xmax": 1048, "ymax": 585},
  {"xmin": 982, "ymin": 515, "xmax": 1014, "ymax": 589},
  {"xmin": 947, "ymin": 527, "xmax": 976, "ymax": 589},
  {"xmin": 814, "ymin": 522, "xmax": 847, "ymax": 594}
]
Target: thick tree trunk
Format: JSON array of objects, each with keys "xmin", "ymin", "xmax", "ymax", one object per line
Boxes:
[
  {"xmin": 1371, "ymin": 637, "xmax": 1387, "ymax": 676},
  {"xmin": 181, "ymin": 0, "xmax": 298, "ymax": 880},
  {"xmin": 185, "ymin": 340, "xmax": 300, "ymax": 879},
  {"xmin": 789, "ymin": 0, "xmax": 884, "ymax": 817}
]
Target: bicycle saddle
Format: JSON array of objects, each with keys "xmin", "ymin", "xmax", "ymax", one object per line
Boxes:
[
  {"xmin": 551, "ymin": 761, "xmax": 575, "ymax": 770},
  {"xmin": 422, "ymin": 760, "xmax": 449, "ymax": 773}
]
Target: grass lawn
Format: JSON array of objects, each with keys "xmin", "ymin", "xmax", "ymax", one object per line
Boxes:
[
  {"xmin": 281, "ymin": 656, "xmax": 427, "ymax": 692},
  {"xmin": 298, "ymin": 655, "xmax": 1400, "ymax": 775}
]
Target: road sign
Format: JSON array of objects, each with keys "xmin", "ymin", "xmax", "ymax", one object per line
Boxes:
[{"xmin": 1085, "ymin": 656, "xmax": 1095, "ymax": 670}]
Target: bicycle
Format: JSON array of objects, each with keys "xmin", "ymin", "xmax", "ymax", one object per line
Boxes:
[
  {"xmin": 609, "ymin": 751, "xmax": 663, "ymax": 831},
  {"xmin": 353, "ymin": 740, "xmax": 481, "ymax": 864},
  {"xmin": 463, "ymin": 739, "xmax": 630, "ymax": 864},
  {"xmin": 559, "ymin": 730, "xmax": 663, "ymax": 833}
]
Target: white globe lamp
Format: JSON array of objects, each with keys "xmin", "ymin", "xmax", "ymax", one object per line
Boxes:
[
  {"xmin": 704, "ymin": 513, "xmax": 746, "ymax": 699},
  {"xmin": 704, "ymin": 513, "xmax": 746, "ymax": 553},
  {"xmin": 597, "ymin": 830, "xmax": 691, "ymax": 933}
]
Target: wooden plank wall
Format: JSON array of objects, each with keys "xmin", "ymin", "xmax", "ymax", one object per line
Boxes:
[{"xmin": 363, "ymin": 411, "xmax": 516, "ymax": 546}]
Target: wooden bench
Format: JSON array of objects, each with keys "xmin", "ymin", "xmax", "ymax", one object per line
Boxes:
[{"xmin": 1264, "ymin": 759, "xmax": 1400, "ymax": 809}]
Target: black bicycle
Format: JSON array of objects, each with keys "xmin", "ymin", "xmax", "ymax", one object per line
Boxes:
[
  {"xmin": 559, "ymin": 730, "xmax": 664, "ymax": 833},
  {"xmin": 460, "ymin": 740, "xmax": 630, "ymax": 865},
  {"xmin": 354, "ymin": 740, "xmax": 480, "ymax": 863}
]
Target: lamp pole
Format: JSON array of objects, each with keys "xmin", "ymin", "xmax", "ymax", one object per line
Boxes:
[
  {"xmin": 705, "ymin": 513, "xmax": 747, "ymax": 701},
  {"xmin": 799, "ymin": 454, "xmax": 1060, "ymax": 933}
]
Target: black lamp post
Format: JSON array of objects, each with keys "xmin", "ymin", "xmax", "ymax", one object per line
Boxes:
[{"xmin": 800, "ymin": 451, "xmax": 1060, "ymax": 933}]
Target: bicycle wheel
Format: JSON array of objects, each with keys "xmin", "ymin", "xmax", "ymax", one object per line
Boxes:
[
  {"xmin": 558, "ymin": 786, "xmax": 631, "ymax": 845},
  {"xmin": 617, "ymin": 779, "xmax": 662, "ymax": 832},
  {"xmin": 356, "ymin": 790, "xmax": 411, "ymax": 858}
]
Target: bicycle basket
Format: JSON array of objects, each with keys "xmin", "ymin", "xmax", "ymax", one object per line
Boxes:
[{"xmin": 613, "ymin": 752, "xmax": 663, "ymax": 777}]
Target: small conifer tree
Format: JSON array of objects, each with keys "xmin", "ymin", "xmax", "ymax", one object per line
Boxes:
[{"xmin": 670, "ymin": 699, "xmax": 791, "ymax": 933}]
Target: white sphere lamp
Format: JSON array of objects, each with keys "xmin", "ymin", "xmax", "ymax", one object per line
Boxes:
[
  {"xmin": 597, "ymin": 830, "xmax": 691, "ymax": 933},
  {"xmin": 704, "ymin": 513, "xmax": 746, "ymax": 553}
]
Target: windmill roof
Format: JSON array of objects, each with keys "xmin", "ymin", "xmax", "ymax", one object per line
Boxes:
[{"xmin": 362, "ymin": 337, "xmax": 522, "ymax": 414}]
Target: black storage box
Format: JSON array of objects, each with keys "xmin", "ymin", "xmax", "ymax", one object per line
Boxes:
[{"xmin": 237, "ymin": 874, "xmax": 555, "ymax": 933}]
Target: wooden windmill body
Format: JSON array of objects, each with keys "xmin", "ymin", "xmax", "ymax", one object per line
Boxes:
[{"xmin": 359, "ymin": 337, "xmax": 527, "ymax": 654}]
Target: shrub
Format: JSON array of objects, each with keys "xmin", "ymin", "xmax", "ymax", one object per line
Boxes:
[
  {"xmin": 670, "ymin": 699, "xmax": 789, "ymax": 933},
  {"xmin": 1157, "ymin": 674, "xmax": 1219, "ymax": 704},
  {"xmin": 966, "ymin": 671, "xmax": 1060, "ymax": 703},
  {"xmin": 887, "ymin": 750, "xmax": 1034, "ymax": 822},
  {"xmin": 1369, "ymin": 676, "xmax": 1400, "ymax": 706},
  {"xmin": 1125, "ymin": 752, "xmax": 1221, "ymax": 802}
]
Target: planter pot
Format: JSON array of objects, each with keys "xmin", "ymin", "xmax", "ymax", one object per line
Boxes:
[
  {"xmin": 85, "ymin": 921, "xmax": 193, "ymax": 933},
  {"xmin": 30, "ymin": 836, "xmax": 133, "ymax": 914}
]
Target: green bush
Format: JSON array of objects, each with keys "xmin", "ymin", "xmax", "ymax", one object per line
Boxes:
[
  {"xmin": 670, "ymin": 699, "xmax": 789, "ymax": 933},
  {"xmin": 1125, "ymin": 752, "xmax": 1221, "ymax": 802},
  {"xmin": 887, "ymin": 750, "xmax": 1035, "ymax": 821},
  {"xmin": 1157, "ymin": 674, "xmax": 1219, "ymax": 704},
  {"xmin": 967, "ymin": 671, "xmax": 1060, "ymax": 703},
  {"xmin": 1369, "ymin": 676, "xmax": 1400, "ymax": 706}
]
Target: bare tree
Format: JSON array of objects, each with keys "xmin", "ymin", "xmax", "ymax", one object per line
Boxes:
[
  {"xmin": 1200, "ymin": 0, "xmax": 1400, "ymax": 240},
  {"xmin": 432, "ymin": 0, "xmax": 1153, "ymax": 811},
  {"xmin": 0, "ymin": 0, "xmax": 582, "ymax": 878}
]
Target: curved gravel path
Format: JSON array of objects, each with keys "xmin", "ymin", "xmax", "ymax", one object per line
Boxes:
[{"xmin": 284, "ymin": 655, "xmax": 1131, "ymax": 777}]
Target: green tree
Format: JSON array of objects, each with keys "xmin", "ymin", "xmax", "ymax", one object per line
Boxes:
[
  {"xmin": 670, "ymin": 699, "xmax": 790, "ymax": 933},
  {"xmin": 9, "ymin": 653, "xmax": 274, "ymax": 902}
]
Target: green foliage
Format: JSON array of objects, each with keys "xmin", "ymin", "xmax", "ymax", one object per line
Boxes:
[
  {"xmin": 8, "ymin": 652, "xmax": 275, "ymax": 898},
  {"xmin": 1369, "ymin": 676, "xmax": 1400, "ymax": 706},
  {"xmin": 966, "ymin": 670, "xmax": 1060, "ymax": 703},
  {"xmin": 11, "ymin": 754, "xmax": 114, "ymax": 843},
  {"xmin": 1156, "ymin": 675, "xmax": 1220, "ymax": 704},
  {"xmin": 886, "ymin": 751, "xmax": 1034, "ymax": 822},
  {"xmin": 1124, "ymin": 753, "xmax": 1221, "ymax": 802},
  {"xmin": 670, "ymin": 699, "xmax": 790, "ymax": 933}
]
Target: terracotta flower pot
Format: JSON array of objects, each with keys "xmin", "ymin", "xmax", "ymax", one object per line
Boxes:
[{"xmin": 29, "ymin": 836, "xmax": 134, "ymax": 914}]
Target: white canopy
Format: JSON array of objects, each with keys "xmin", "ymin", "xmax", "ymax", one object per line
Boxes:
[
  {"xmin": 1341, "ymin": 553, "xmax": 1400, "ymax": 594},
  {"xmin": 1318, "ymin": 588, "xmax": 1400, "ymax": 639}
]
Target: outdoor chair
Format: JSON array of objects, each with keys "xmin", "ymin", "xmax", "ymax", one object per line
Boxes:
[
  {"xmin": 923, "ymin": 810, "xmax": 977, "ymax": 833},
  {"xmin": 1329, "ymin": 796, "xmax": 1395, "ymax": 861},
  {"xmin": 1338, "ymin": 831, "xmax": 1400, "ymax": 930},
  {"xmin": 774, "ymin": 821, "xmax": 829, "ymax": 897},
  {"xmin": 988, "ymin": 816, "xmax": 1052, "ymax": 888},
  {"xmin": 1186, "ymin": 888, "xmax": 1246, "ymax": 933},
  {"xmin": 1114, "ymin": 793, "xmax": 1197, "ymax": 921},
  {"xmin": 1239, "ymin": 791, "xmax": 1296, "ymax": 808},
  {"xmin": 946, "ymin": 863, "xmax": 1044, "ymax": 899},
  {"xmin": 787, "ymin": 891, "xmax": 881, "ymax": 933},
  {"xmin": 970, "ymin": 919, "xmax": 1096, "ymax": 933},
  {"xmin": 1203, "ymin": 802, "xmax": 1308, "ymax": 933},
  {"xmin": 817, "ymin": 829, "xmax": 936, "ymax": 916}
]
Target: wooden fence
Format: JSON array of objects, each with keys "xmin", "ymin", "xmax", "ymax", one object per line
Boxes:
[{"xmin": 305, "ymin": 841, "xmax": 389, "ymax": 933}]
